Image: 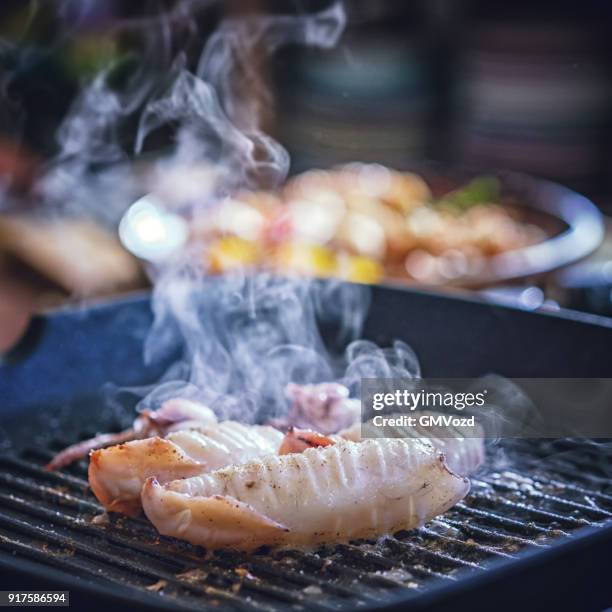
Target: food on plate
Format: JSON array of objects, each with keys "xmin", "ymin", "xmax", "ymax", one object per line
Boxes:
[
  {"xmin": 46, "ymin": 398, "xmax": 217, "ymax": 471},
  {"xmin": 88, "ymin": 422, "xmax": 283, "ymax": 516},
  {"xmin": 192, "ymin": 164, "xmax": 546, "ymax": 285},
  {"xmin": 339, "ymin": 412, "xmax": 485, "ymax": 476},
  {"xmin": 141, "ymin": 438, "xmax": 470, "ymax": 551}
]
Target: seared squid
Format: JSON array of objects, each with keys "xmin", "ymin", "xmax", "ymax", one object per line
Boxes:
[
  {"xmin": 272, "ymin": 382, "xmax": 361, "ymax": 434},
  {"xmin": 141, "ymin": 438, "xmax": 469, "ymax": 550},
  {"xmin": 278, "ymin": 427, "xmax": 337, "ymax": 455},
  {"xmin": 46, "ymin": 398, "xmax": 217, "ymax": 471},
  {"xmin": 89, "ymin": 421, "xmax": 283, "ymax": 516},
  {"xmin": 339, "ymin": 412, "xmax": 484, "ymax": 476}
]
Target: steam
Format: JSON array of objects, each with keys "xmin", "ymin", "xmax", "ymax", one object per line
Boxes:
[
  {"xmin": 23, "ymin": 0, "xmax": 585, "ymax": 452},
  {"xmin": 26, "ymin": 2, "xmax": 553, "ymax": 448},
  {"xmin": 137, "ymin": 2, "xmax": 345, "ymax": 193},
  {"xmin": 342, "ymin": 339, "xmax": 421, "ymax": 396},
  {"xmin": 196, "ymin": 2, "xmax": 345, "ymax": 186},
  {"xmin": 140, "ymin": 261, "xmax": 379, "ymax": 423},
  {"xmin": 135, "ymin": 63, "xmax": 265, "ymax": 193},
  {"xmin": 5, "ymin": 0, "xmax": 360, "ymax": 427},
  {"xmin": 128, "ymin": 1, "xmax": 352, "ymax": 421},
  {"xmin": 37, "ymin": 70, "xmax": 140, "ymax": 223},
  {"xmin": 33, "ymin": 0, "xmax": 345, "ymax": 228},
  {"xmin": 38, "ymin": 0, "xmax": 539, "ymax": 440},
  {"xmin": 36, "ymin": 30, "xmax": 165, "ymax": 224}
]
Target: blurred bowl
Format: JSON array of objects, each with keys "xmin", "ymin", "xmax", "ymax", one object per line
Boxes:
[
  {"xmin": 399, "ymin": 165, "xmax": 604, "ymax": 287},
  {"xmin": 119, "ymin": 164, "xmax": 604, "ymax": 289}
]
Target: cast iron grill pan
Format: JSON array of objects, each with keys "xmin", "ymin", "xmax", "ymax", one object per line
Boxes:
[
  {"xmin": 1, "ymin": 421, "xmax": 611, "ymax": 611},
  {"xmin": 2, "ymin": 290, "xmax": 612, "ymax": 610}
]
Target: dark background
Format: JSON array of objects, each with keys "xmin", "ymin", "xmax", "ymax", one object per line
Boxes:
[
  {"xmin": 1, "ymin": 0, "xmax": 612, "ymax": 318},
  {"xmin": 1, "ymin": 0, "xmax": 611, "ymax": 197}
]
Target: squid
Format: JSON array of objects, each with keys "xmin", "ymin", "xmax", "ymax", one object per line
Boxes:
[
  {"xmin": 272, "ymin": 382, "xmax": 361, "ymax": 435},
  {"xmin": 88, "ymin": 421, "xmax": 283, "ymax": 516},
  {"xmin": 46, "ymin": 398, "xmax": 218, "ymax": 471},
  {"xmin": 339, "ymin": 412, "xmax": 485, "ymax": 476},
  {"xmin": 141, "ymin": 438, "xmax": 470, "ymax": 551}
]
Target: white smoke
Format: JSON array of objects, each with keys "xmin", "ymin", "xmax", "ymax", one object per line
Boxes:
[
  {"xmin": 29, "ymin": 1, "xmax": 424, "ymax": 423},
  {"xmin": 37, "ymin": 70, "xmax": 138, "ymax": 223},
  {"xmin": 125, "ymin": 2, "xmax": 367, "ymax": 421},
  {"xmin": 35, "ymin": 12, "xmax": 169, "ymax": 224},
  {"xmin": 137, "ymin": 1, "xmax": 346, "ymax": 194},
  {"xmin": 141, "ymin": 260, "xmax": 382, "ymax": 422},
  {"xmin": 35, "ymin": 1, "xmax": 345, "ymax": 225}
]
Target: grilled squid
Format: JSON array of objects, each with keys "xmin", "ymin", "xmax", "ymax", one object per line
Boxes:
[
  {"xmin": 141, "ymin": 438, "xmax": 470, "ymax": 551},
  {"xmin": 272, "ymin": 382, "xmax": 361, "ymax": 434},
  {"xmin": 339, "ymin": 412, "xmax": 485, "ymax": 476},
  {"xmin": 88, "ymin": 421, "xmax": 283, "ymax": 516},
  {"xmin": 278, "ymin": 427, "xmax": 336, "ymax": 454},
  {"xmin": 46, "ymin": 398, "xmax": 218, "ymax": 471}
]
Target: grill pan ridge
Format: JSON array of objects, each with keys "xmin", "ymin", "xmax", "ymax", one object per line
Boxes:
[
  {"xmin": 2, "ymin": 434, "xmax": 611, "ymax": 611},
  {"xmin": 1, "ymin": 288, "xmax": 612, "ymax": 611}
]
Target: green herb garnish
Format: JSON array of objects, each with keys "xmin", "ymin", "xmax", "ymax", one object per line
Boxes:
[{"xmin": 436, "ymin": 176, "xmax": 501, "ymax": 212}]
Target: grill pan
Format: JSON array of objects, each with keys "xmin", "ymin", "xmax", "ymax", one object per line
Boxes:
[{"xmin": 1, "ymin": 285, "xmax": 612, "ymax": 611}]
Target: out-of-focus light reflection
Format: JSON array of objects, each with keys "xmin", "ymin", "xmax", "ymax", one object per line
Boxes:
[
  {"xmin": 119, "ymin": 195, "xmax": 188, "ymax": 262},
  {"xmin": 480, "ymin": 285, "xmax": 547, "ymax": 311},
  {"xmin": 519, "ymin": 286, "xmax": 544, "ymax": 310}
]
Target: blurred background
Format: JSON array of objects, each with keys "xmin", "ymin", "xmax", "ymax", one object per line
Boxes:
[{"xmin": 1, "ymin": 0, "xmax": 612, "ymax": 352}]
